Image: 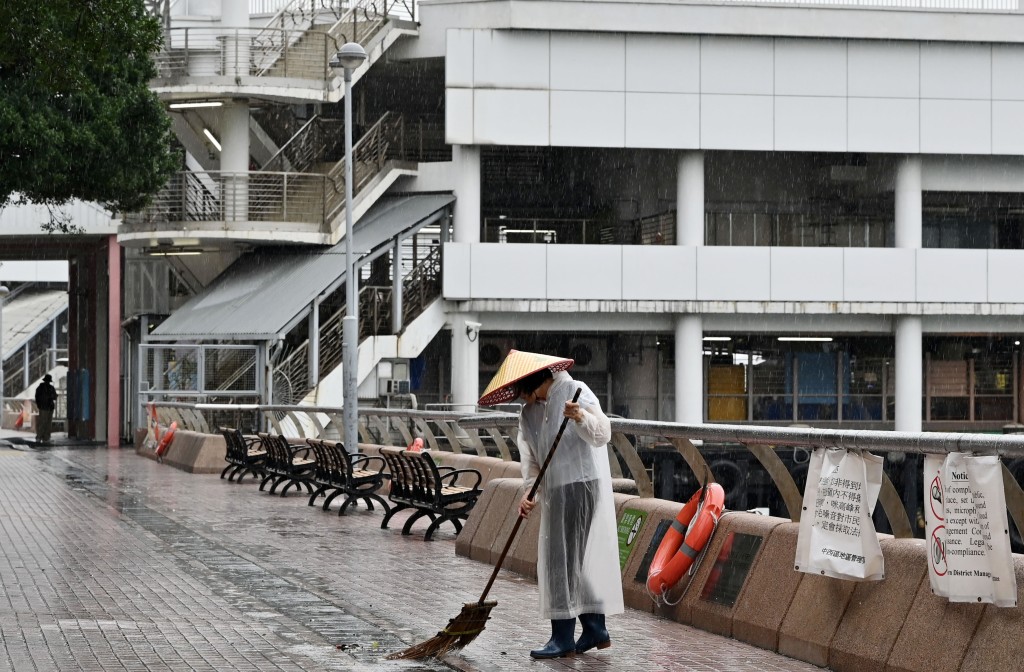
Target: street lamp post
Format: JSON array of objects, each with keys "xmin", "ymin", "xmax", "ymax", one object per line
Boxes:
[
  {"xmin": 330, "ymin": 43, "xmax": 367, "ymax": 454},
  {"xmin": 0, "ymin": 285, "xmax": 9, "ymax": 428}
]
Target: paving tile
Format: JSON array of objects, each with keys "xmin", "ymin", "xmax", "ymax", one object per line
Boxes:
[{"xmin": 0, "ymin": 445, "xmax": 824, "ymax": 672}]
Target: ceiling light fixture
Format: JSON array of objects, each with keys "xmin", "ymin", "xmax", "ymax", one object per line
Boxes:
[
  {"xmin": 703, "ymin": 336, "xmax": 732, "ymax": 342},
  {"xmin": 203, "ymin": 128, "xmax": 222, "ymax": 151},
  {"xmin": 778, "ymin": 336, "xmax": 833, "ymax": 342},
  {"xmin": 169, "ymin": 101, "xmax": 223, "ymax": 110}
]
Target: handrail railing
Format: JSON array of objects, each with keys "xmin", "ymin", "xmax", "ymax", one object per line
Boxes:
[{"xmin": 149, "ymin": 400, "xmax": 1024, "ymax": 544}]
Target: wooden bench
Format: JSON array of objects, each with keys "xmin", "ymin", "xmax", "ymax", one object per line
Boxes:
[
  {"xmin": 305, "ymin": 438, "xmax": 391, "ymax": 516},
  {"xmin": 218, "ymin": 427, "xmax": 267, "ymax": 483},
  {"xmin": 379, "ymin": 447, "xmax": 483, "ymax": 541},
  {"xmin": 257, "ymin": 433, "xmax": 317, "ymax": 496}
]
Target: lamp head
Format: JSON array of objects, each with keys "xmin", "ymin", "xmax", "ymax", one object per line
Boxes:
[
  {"xmin": 330, "ymin": 42, "xmax": 367, "ymax": 74},
  {"xmin": 0, "ymin": 285, "xmax": 9, "ymax": 297}
]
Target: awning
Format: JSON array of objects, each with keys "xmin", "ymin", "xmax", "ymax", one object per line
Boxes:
[{"xmin": 148, "ymin": 193, "xmax": 453, "ymax": 341}]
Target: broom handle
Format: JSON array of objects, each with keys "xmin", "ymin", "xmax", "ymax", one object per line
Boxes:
[{"xmin": 478, "ymin": 388, "xmax": 583, "ymax": 604}]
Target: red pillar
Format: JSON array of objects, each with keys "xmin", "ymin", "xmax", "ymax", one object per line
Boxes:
[{"xmin": 107, "ymin": 235, "xmax": 121, "ymax": 447}]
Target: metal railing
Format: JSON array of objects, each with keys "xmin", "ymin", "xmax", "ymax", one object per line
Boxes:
[
  {"xmin": 123, "ymin": 170, "xmax": 332, "ymax": 230},
  {"xmin": 146, "ymin": 401, "xmax": 1024, "ymax": 544},
  {"xmin": 263, "ymin": 115, "xmax": 346, "ymax": 174}
]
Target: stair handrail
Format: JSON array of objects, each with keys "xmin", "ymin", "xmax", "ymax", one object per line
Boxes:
[{"xmin": 325, "ymin": 111, "xmax": 404, "ymax": 222}]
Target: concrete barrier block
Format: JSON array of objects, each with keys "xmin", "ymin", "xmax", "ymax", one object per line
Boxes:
[
  {"xmin": 778, "ymin": 566, "xmax": 857, "ymax": 666},
  {"xmin": 829, "ymin": 537, "xmax": 928, "ymax": 672},
  {"xmin": 617, "ymin": 497, "xmax": 686, "ymax": 616},
  {"xmin": 884, "ymin": 561, "xmax": 986, "ymax": 672},
  {"xmin": 136, "ymin": 430, "xmax": 226, "ymax": 474},
  {"xmin": 684, "ymin": 513, "xmax": 789, "ymax": 638},
  {"xmin": 960, "ymin": 554, "xmax": 1024, "ymax": 672},
  {"xmin": 455, "ymin": 478, "xmax": 504, "ymax": 558},
  {"xmin": 470, "ymin": 479, "xmax": 521, "ymax": 564},
  {"xmin": 731, "ymin": 522, "xmax": 803, "ymax": 652},
  {"xmin": 506, "ymin": 501, "xmax": 542, "ymax": 579},
  {"xmin": 488, "ymin": 481, "xmax": 529, "ymax": 565}
]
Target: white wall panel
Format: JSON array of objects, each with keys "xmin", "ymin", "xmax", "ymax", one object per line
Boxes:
[
  {"xmin": 701, "ymin": 95, "xmax": 773, "ymax": 150},
  {"xmin": 551, "ymin": 91, "xmax": 624, "ymax": 147},
  {"xmin": 774, "ymin": 39, "xmax": 846, "ymax": 97},
  {"xmin": 622, "ymin": 246, "xmax": 697, "ymax": 300},
  {"xmin": 626, "ymin": 34, "xmax": 699, "ymax": 93},
  {"xmin": 920, "ymin": 43, "xmax": 991, "ymax": 100},
  {"xmin": 696, "ymin": 247, "xmax": 771, "ymax": 300},
  {"xmin": 848, "ymin": 41, "xmax": 918, "ymax": 99},
  {"xmin": 625, "ymin": 93, "xmax": 699, "ymax": 148},
  {"xmin": 446, "ymin": 29, "xmax": 474, "ymax": 87},
  {"xmin": 770, "ymin": 248, "xmax": 843, "ymax": 301},
  {"xmin": 473, "ymin": 30, "xmax": 549, "ymax": 89},
  {"xmin": 775, "ymin": 96, "xmax": 846, "ymax": 152},
  {"xmin": 847, "ymin": 98, "xmax": 919, "ymax": 153},
  {"xmin": 547, "ymin": 246, "xmax": 622, "ymax": 299},
  {"xmin": 442, "ymin": 242, "xmax": 472, "ymax": 299},
  {"xmin": 445, "ymin": 89, "xmax": 473, "ymax": 144},
  {"xmin": 992, "ymin": 46, "xmax": 1024, "ymax": 101},
  {"xmin": 473, "ymin": 89, "xmax": 549, "ymax": 145},
  {"xmin": 551, "ymin": 33, "xmax": 625, "ymax": 91},
  {"xmin": 992, "ymin": 102, "xmax": 1024, "ymax": 155},
  {"xmin": 988, "ymin": 251, "xmax": 1024, "ymax": 303},
  {"xmin": 920, "ymin": 99, "xmax": 991, "ymax": 154},
  {"xmin": 700, "ymin": 37, "xmax": 773, "ymax": 96},
  {"xmin": 916, "ymin": 249, "xmax": 987, "ymax": 302},
  {"xmin": 843, "ymin": 249, "xmax": 916, "ymax": 302},
  {"xmin": 471, "ymin": 244, "xmax": 547, "ymax": 299}
]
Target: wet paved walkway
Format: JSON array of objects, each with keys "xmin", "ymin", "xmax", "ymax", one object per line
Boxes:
[{"xmin": 0, "ymin": 440, "xmax": 826, "ymax": 672}]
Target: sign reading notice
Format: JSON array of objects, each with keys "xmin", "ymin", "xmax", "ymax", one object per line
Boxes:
[
  {"xmin": 924, "ymin": 453, "xmax": 1017, "ymax": 607},
  {"xmin": 617, "ymin": 508, "xmax": 647, "ymax": 571}
]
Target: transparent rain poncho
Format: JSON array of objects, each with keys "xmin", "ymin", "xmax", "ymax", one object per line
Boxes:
[{"xmin": 518, "ymin": 371, "xmax": 625, "ymax": 620}]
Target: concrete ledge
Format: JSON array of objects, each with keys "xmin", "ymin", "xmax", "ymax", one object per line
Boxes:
[
  {"xmin": 469, "ymin": 478, "xmax": 522, "ymax": 564},
  {"xmin": 685, "ymin": 513, "xmax": 789, "ymax": 636},
  {"xmin": 960, "ymin": 555, "xmax": 1024, "ymax": 672},
  {"xmin": 731, "ymin": 522, "xmax": 804, "ymax": 652},
  {"xmin": 829, "ymin": 537, "xmax": 928, "ymax": 672},
  {"xmin": 618, "ymin": 497, "xmax": 688, "ymax": 616},
  {"xmin": 778, "ymin": 560, "xmax": 858, "ymax": 667},
  {"xmin": 885, "ymin": 558, "xmax": 987, "ymax": 672},
  {"xmin": 455, "ymin": 478, "xmax": 503, "ymax": 559},
  {"xmin": 135, "ymin": 429, "xmax": 226, "ymax": 474}
]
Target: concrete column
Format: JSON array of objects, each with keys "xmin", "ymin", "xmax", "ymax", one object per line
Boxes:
[
  {"xmin": 221, "ymin": 0, "xmax": 249, "ymax": 79},
  {"xmin": 675, "ymin": 314, "xmax": 704, "ymax": 424},
  {"xmin": 453, "ymin": 145, "xmax": 481, "ymax": 244},
  {"xmin": 894, "ymin": 156, "xmax": 922, "ymax": 431},
  {"xmin": 895, "ymin": 316, "xmax": 922, "ymax": 433},
  {"xmin": 895, "ymin": 155, "xmax": 922, "ymax": 249},
  {"xmin": 221, "ymin": 101, "xmax": 250, "ymax": 221},
  {"xmin": 676, "ymin": 151, "xmax": 705, "ymax": 247},
  {"xmin": 450, "ymin": 312, "xmax": 480, "ymax": 411},
  {"xmin": 106, "ymin": 236, "xmax": 121, "ymax": 446}
]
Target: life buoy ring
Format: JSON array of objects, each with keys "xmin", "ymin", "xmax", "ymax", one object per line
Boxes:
[
  {"xmin": 646, "ymin": 483, "xmax": 726, "ymax": 596},
  {"xmin": 155, "ymin": 421, "xmax": 178, "ymax": 460}
]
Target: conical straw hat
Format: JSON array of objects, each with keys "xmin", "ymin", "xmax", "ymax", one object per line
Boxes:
[{"xmin": 477, "ymin": 349, "xmax": 574, "ymax": 407}]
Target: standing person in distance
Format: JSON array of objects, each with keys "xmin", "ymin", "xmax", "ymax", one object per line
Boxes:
[
  {"xmin": 34, "ymin": 373, "xmax": 58, "ymax": 444},
  {"xmin": 477, "ymin": 349, "xmax": 624, "ymax": 659}
]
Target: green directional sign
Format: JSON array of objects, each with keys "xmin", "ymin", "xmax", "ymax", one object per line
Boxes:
[{"xmin": 617, "ymin": 508, "xmax": 647, "ymax": 571}]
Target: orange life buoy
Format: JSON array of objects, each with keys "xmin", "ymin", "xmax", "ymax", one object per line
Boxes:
[
  {"xmin": 646, "ymin": 483, "xmax": 726, "ymax": 596},
  {"xmin": 155, "ymin": 421, "xmax": 178, "ymax": 459}
]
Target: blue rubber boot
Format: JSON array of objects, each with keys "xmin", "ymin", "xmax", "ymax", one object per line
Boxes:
[
  {"xmin": 530, "ymin": 618, "xmax": 576, "ymax": 659},
  {"xmin": 575, "ymin": 613, "xmax": 611, "ymax": 653}
]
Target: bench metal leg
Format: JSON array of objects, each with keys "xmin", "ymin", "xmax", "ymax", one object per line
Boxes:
[
  {"xmin": 402, "ymin": 510, "xmax": 436, "ymax": 536},
  {"xmin": 220, "ymin": 464, "xmax": 234, "ymax": 480},
  {"xmin": 259, "ymin": 474, "xmax": 275, "ymax": 491},
  {"xmin": 362, "ymin": 493, "xmax": 391, "ymax": 516},
  {"xmin": 424, "ymin": 515, "xmax": 463, "ymax": 541},
  {"xmin": 308, "ymin": 485, "xmax": 326, "ymax": 507},
  {"xmin": 380, "ymin": 503, "xmax": 410, "ymax": 530},
  {"xmin": 322, "ymin": 489, "xmax": 343, "ymax": 511}
]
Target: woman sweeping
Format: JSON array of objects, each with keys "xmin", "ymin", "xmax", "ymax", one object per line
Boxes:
[{"xmin": 478, "ymin": 349, "xmax": 624, "ymax": 659}]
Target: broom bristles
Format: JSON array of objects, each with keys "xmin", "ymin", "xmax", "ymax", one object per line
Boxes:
[{"xmin": 386, "ymin": 601, "xmax": 497, "ymax": 660}]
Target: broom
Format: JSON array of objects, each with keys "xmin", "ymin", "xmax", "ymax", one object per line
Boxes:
[{"xmin": 387, "ymin": 388, "xmax": 583, "ymax": 660}]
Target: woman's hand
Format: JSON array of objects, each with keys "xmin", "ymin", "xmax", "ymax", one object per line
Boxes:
[
  {"xmin": 519, "ymin": 494, "xmax": 537, "ymax": 518},
  {"xmin": 564, "ymin": 400, "xmax": 585, "ymax": 423}
]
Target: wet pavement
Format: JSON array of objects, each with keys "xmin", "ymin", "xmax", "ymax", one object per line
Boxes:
[{"xmin": 0, "ymin": 439, "xmax": 826, "ymax": 671}]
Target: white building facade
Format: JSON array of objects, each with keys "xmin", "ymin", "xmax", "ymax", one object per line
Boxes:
[{"xmin": 130, "ymin": 0, "xmax": 1024, "ymax": 435}]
